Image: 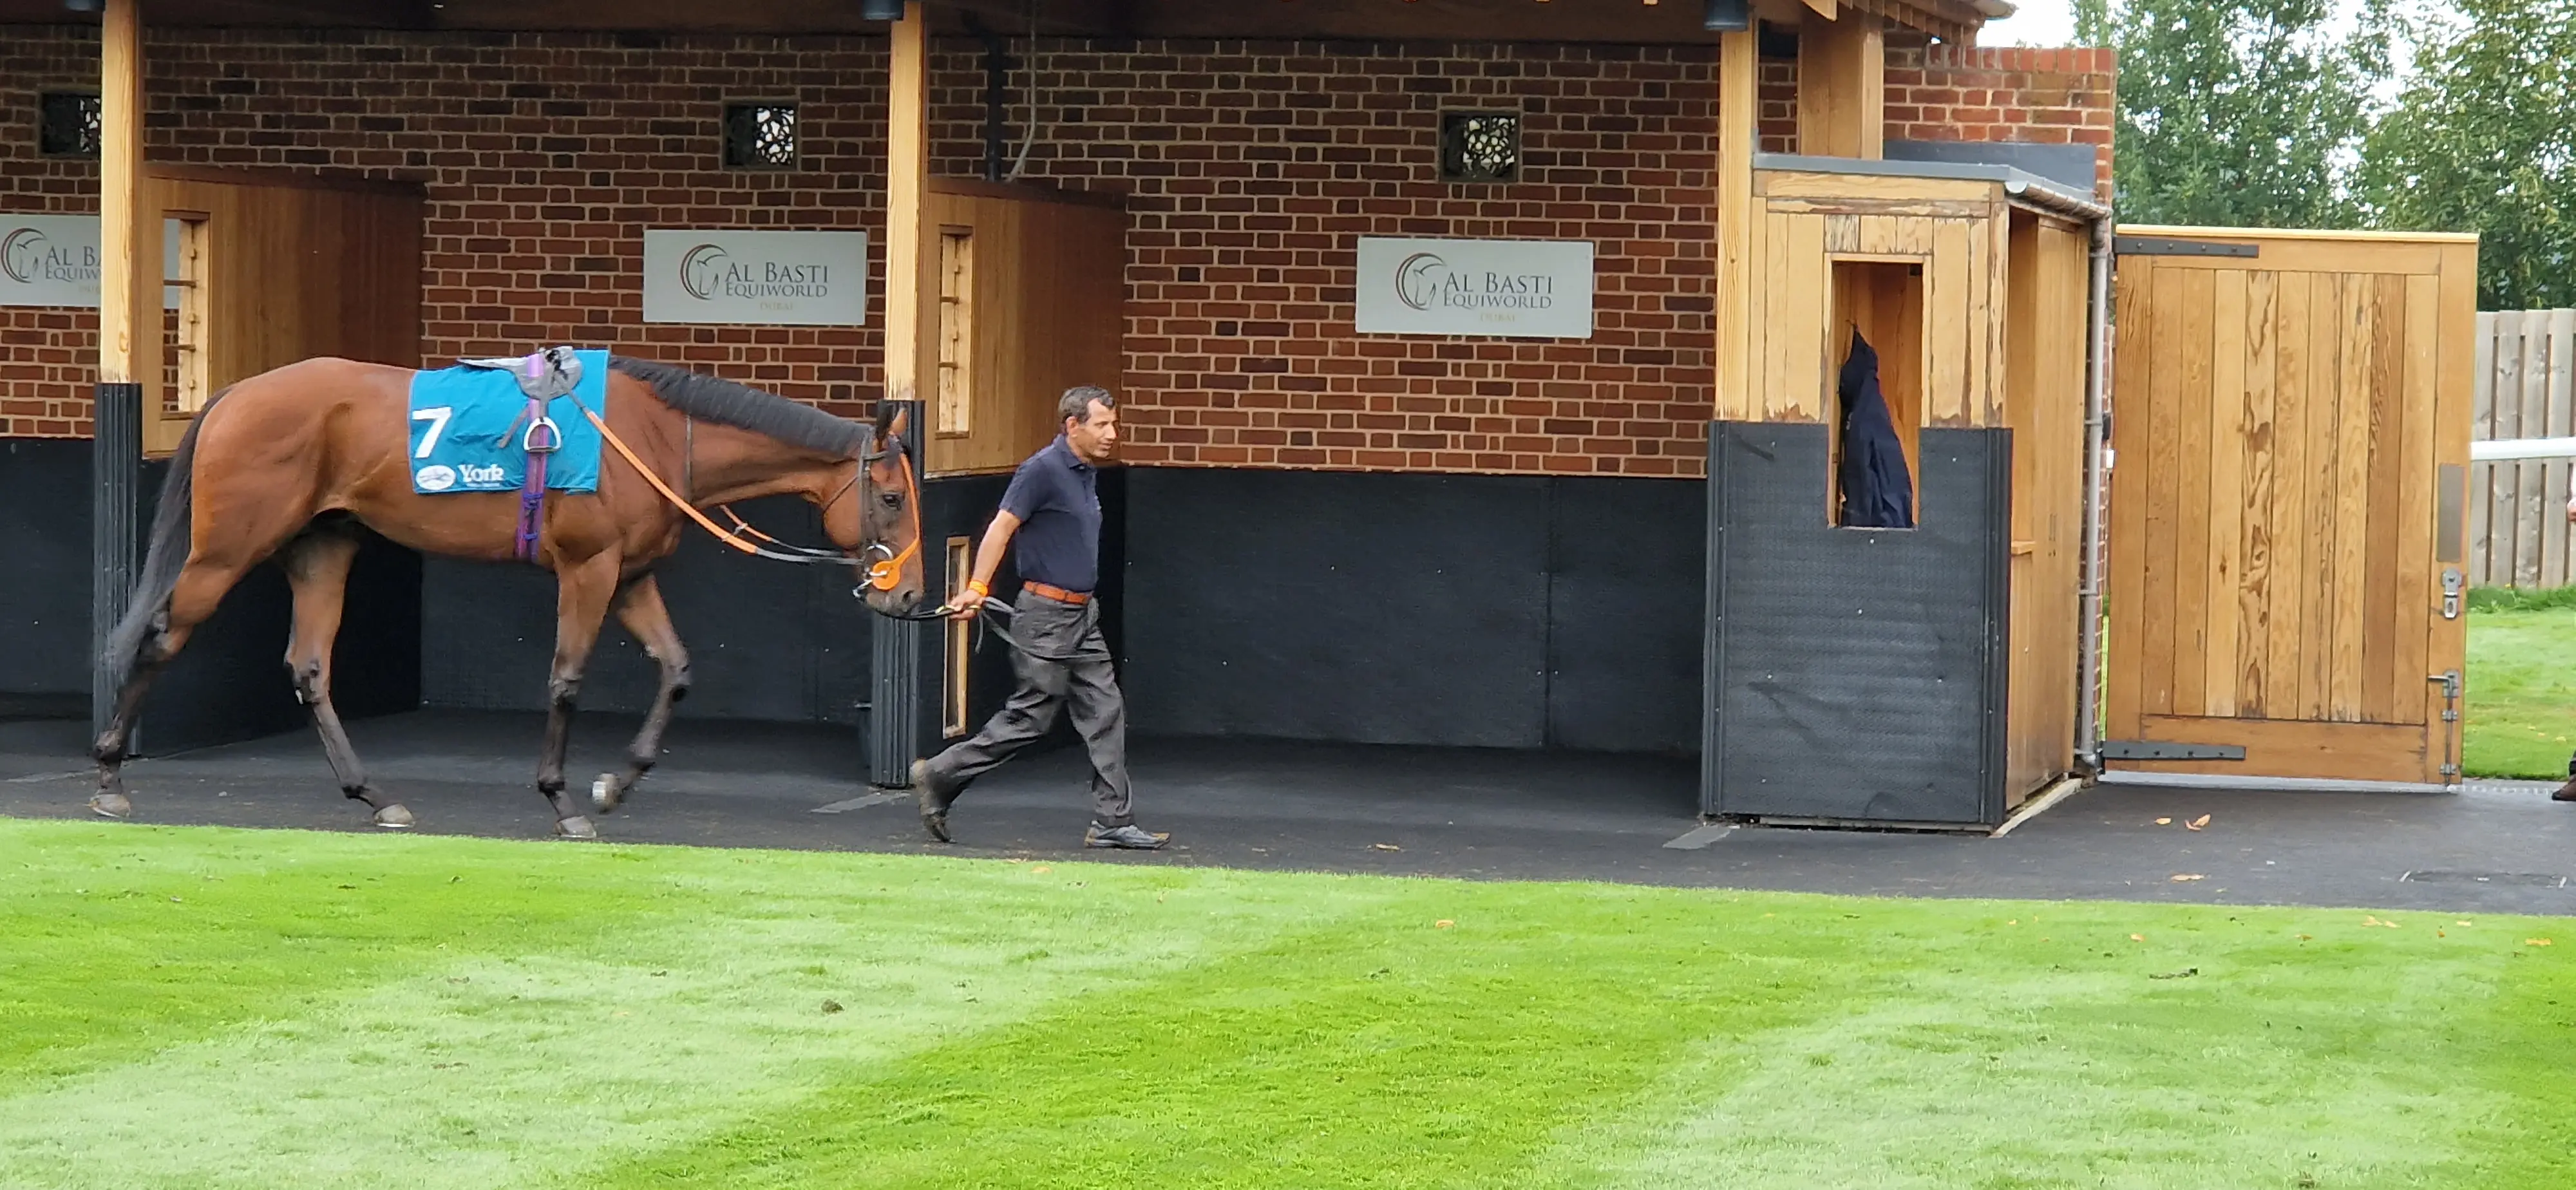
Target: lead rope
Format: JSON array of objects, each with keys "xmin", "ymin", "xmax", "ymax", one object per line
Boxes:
[{"xmin": 571, "ymin": 400, "xmax": 914, "ymax": 583}]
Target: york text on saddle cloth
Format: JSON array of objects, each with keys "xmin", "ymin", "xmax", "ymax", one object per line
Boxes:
[{"xmin": 406, "ymin": 348, "xmax": 611, "ymax": 495}]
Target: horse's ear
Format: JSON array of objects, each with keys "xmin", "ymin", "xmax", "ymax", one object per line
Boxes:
[{"xmin": 872, "ymin": 401, "xmax": 896, "ymax": 439}]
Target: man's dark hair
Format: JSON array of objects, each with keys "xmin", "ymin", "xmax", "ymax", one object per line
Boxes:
[{"xmin": 1060, "ymin": 386, "xmax": 1115, "ymax": 425}]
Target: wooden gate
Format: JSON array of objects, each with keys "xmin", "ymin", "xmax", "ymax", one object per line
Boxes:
[{"xmin": 2103, "ymin": 227, "xmax": 2478, "ymax": 786}]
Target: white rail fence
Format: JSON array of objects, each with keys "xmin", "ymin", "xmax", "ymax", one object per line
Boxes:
[{"xmin": 2470, "ymin": 309, "xmax": 2576, "ymax": 588}]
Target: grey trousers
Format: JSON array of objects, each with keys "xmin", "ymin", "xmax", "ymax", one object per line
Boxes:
[{"xmin": 920, "ymin": 589, "xmax": 1135, "ymax": 826}]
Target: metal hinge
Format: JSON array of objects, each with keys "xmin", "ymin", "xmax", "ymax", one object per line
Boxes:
[
  {"xmin": 2114, "ymin": 234, "xmax": 2260, "ymax": 258},
  {"xmin": 2099, "ymin": 740, "xmax": 2247, "ymax": 762}
]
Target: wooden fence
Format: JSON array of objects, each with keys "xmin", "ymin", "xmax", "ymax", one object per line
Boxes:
[{"xmin": 2470, "ymin": 309, "xmax": 2576, "ymax": 587}]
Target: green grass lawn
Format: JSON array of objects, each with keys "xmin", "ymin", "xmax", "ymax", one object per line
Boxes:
[
  {"xmin": 2466, "ymin": 587, "xmax": 2576, "ymax": 779},
  {"xmin": 5, "ymin": 818, "xmax": 2574, "ymax": 1188}
]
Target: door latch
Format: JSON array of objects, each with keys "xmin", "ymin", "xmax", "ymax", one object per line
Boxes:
[{"xmin": 2441, "ymin": 568, "xmax": 2463, "ymax": 620}]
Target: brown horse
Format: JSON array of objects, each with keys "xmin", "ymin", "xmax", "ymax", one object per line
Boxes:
[{"xmin": 92, "ymin": 354, "xmax": 927, "ymax": 838}]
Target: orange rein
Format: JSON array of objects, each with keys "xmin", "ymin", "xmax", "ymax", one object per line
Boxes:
[{"xmin": 570, "ymin": 401, "xmax": 917, "ymax": 591}]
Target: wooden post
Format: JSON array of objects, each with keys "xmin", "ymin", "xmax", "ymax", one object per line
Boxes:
[
  {"xmin": 91, "ymin": 0, "xmax": 157, "ymax": 743},
  {"xmin": 874, "ymin": 2, "xmax": 934, "ymax": 788},
  {"xmin": 1716, "ymin": 30, "xmax": 1757, "ymax": 422},
  {"xmin": 884, "ymin": 1, "xmax": 934, "ymax": 417},
  {"xmin": 1797, "ymin": 12, "xmax": 1884, "ymax": 159}
]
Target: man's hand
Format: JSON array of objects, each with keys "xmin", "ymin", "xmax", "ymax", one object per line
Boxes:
[{"xmin": 951, "ymin": 587, "xmax": 987, "ymax": 620}]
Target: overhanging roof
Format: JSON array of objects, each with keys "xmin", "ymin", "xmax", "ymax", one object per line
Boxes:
[{"xmin": 0, "ymin": 0, "xmax": 1991, "ymax": 44}]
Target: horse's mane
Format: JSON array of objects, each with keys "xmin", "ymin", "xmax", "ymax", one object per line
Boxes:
[{"xmin": 607, "ymin": 355, "xmax": 872, "ymax": 457}]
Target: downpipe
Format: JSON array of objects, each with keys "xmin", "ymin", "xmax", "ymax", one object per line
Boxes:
[{"xmin": 2072, "ymin": 214, "xmax": 2114, "ymax": 777}]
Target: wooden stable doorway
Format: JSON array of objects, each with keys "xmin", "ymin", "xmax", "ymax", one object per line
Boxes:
[{"xmin": 2102, "ymin": 226, "xmax": 2478, "ymax": 787}]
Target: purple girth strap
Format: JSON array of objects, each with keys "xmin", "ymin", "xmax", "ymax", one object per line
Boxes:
[{"xmin": 513, "ymin": 355, "xmax": 565, "ymax": 563}]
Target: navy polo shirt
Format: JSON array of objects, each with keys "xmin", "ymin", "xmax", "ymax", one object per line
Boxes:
[{"xmin": 998, "ymin": 435, "xmax": 1101, "ymax": 592}]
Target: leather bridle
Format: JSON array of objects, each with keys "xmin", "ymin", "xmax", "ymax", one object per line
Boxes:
[{"xmin": 573, "ymin": 401, "xmax": 929, "ymax": 613}]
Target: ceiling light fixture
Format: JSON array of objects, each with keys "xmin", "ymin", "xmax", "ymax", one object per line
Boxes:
[{"xmin": 1703, "ymin": 0, "xmax": 1751, "ymax": 31}]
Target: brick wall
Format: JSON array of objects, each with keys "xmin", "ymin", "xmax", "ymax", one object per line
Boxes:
[
  {"xmin": 3, "ymin": 25, "xmax": 894, "ymax": 439},
  {"xmin": 932, "ymin": 40, "xmax": 1725, "ymax": 476},
  {"xmin": 5, "ymin": 24, "xmax": 2113, "ymax": 476},
  {"xmin": 1888, "ymin": 35, "xmax": 2117, "ymax": 194}
]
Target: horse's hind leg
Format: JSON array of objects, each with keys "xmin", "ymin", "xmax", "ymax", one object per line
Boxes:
[
  {"xmin": 91, "ymin": 556, "xmax": 255, "ymax": 818},
  {"xmin": 592, "ymin": 574, "xmax": 690, "ymax": 815},
  {"xmin": 538, "ymin": 552, "xmax": 623, "ymax": 840},
  {"xmin": 279, "ymin": 528, "xmax": 411, "ymax": 829}
]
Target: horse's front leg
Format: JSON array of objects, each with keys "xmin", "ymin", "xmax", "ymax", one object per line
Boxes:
[
  {"xmin": 592, "ymin": 572, "xmax": 690, "ymax": 815},
  {"xmin": 540, "ymin": 552, "xmax": 623, "ymax": 839}
]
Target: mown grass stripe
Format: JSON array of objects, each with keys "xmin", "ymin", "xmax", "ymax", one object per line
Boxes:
[
  {"xmin": 0, "ymin": 823, "xmax": 1396, "ymax": 1189},
  {"xmin": 1542, "ymin": 914, "xmax": 2542, "ymax": 1189}
]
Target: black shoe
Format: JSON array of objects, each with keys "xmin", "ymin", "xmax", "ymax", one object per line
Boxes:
[
  {"xmin": 913, "ymin": 759, "xmax": 956, "ymax": 842},
  {"xmin": 1084, "ymin": 820, "xmax": 1170, "ymax": 850}
]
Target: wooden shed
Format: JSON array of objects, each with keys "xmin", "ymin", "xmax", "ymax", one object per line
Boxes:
[{"xmin": 1703, "ymin": 155, "xmax": 2105, "ymax": 828}]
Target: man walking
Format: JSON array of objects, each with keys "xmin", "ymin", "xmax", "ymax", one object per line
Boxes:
[{"xmin": 911, "ymin": 386, "xmax": 1170, "ymax": 849}]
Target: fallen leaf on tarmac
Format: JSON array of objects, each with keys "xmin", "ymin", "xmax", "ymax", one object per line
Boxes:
[
  {"xmin": 2130, "ymin": 934, "xmax": 2146, "ymax": 941},
  {"xmin": 2155, "ymin": 817, "xmax": 2173, "ymax": 826},
  {"xmin": 2170, "ymin": 874, "xmax": 2206, "ymax": 882},
  {"xmin": 2528, "ymin": 939, "xmax": 2555, "ymax": 947},
  {"xmin": 1372, "ymin": 843, "xmax": 1402, "ymax": 851},
  {"xmin": 2149, "ymin": 967, "xmax": 2199, "ymax": 980},
  {"xmin": 2186, "ymin": 815, "xmax": 2211, "ymax": 831},
  {"xmin": 1435, "ymin": 920, "xmax": 1455, "ymax": 929}
]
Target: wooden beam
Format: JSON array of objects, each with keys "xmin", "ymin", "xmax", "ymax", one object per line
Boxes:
[
  {"xmin": 884, "ymin": 1, "xmax": 934, "ymax": 418},
  {"xmin": 1797, "ymin": 12, "xmax": 1884, "ymax": 160},
  {"xmin": 97, "ymin": 0, "xmax": 157, "ymax": 397},
  {"xmin": 1716, "ymin": 29, "xmax": 1757, "ymax": 423},
  {"xmin": 1124, "ymin": 0, "xmax": 1832, "ymax": 43}
]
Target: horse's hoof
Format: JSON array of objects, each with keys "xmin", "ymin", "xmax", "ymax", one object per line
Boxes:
[
  {"xmin": 89, "ymin": 793, "xmax": 133, "ymax": 820},
  {"xmin": 2553, "ymin": 780, "xmax": 2576, "ymax": 803},
  {"xmin": 591, "ymin": 773, "xmax": 622, "ymax": 813},
  {"xmin": 373, "ymin": 804, "xmax": 415, "ymax": 829},
  {"xmin": 554, "ymin": 815, "xmax": 598, "ymax": 840}
]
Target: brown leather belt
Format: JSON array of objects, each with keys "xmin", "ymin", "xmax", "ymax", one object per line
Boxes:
[{"xmin": 1023, "ymin": 580, "xmax": 1091, "ymax": 605}]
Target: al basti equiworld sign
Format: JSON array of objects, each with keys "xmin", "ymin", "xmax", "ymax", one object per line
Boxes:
[
  {"xmin": 1355, "ymin": 236, "xmax": 1596, "ymax": 340},
  {"xmin": 642, "ymin": 229, "xmax": 869, "ymax": 326}
]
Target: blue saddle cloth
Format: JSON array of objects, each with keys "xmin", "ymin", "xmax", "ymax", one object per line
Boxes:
[{"xmin": 406, "ymin": 349, "xmax": 610, "ymax": 495}]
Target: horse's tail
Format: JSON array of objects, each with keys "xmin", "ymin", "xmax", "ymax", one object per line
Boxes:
[{"xmin": 100, "ymin": 388, "xmax": 223, "ymax": 677}]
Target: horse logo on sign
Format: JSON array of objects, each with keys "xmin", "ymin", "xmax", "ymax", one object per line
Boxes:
[
  {"xmin": 679, "ymin": 243, "xmax": 730, "ymax": 301},
  {"xmin": 1395, "ymin": 252, "xmax": 1448, "ymax": 312},
  {"xmin": 2, "ymin": 227, "xmax": 55, "ymax": 285}
]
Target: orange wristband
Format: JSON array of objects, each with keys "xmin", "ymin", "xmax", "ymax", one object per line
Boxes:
[{"xmin": 966, "ymin": 580, "xmax": 989, "ymax": 598}]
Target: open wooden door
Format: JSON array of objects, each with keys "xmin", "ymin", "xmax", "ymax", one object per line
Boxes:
[{"xmin": 2103, "ymin": 227, "xmax": 2477, "ymax": 786}]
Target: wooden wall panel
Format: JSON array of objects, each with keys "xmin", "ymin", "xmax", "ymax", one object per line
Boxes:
[
  {"xmin": 922, "ymin": 180, "xmax": 1126, "ymax": 476},
  {"xmin": 2105, "ymin": 226, "xmax": 2479, "ymax": 784},
  {"xmin": 1999, "ymin": 213, "xmax": 2090, "ymax": 797},
  {"xmin": 142, "ymin": 166, "xmax": 422, "ymax": 455}
]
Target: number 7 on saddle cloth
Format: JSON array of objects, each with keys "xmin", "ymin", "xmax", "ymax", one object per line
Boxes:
[{"xmin": 406, "ymin": 348, "xmax": 611, "ymax": 496}]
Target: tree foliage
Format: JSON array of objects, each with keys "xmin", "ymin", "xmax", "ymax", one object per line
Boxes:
[
  {"xmin": 2074, "ymin": 0, "xmax": 2385, "ymax": 229},
  {"xmin": 2363, "ymin": 0, "xmax": 2576, "ymax": 309}
]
